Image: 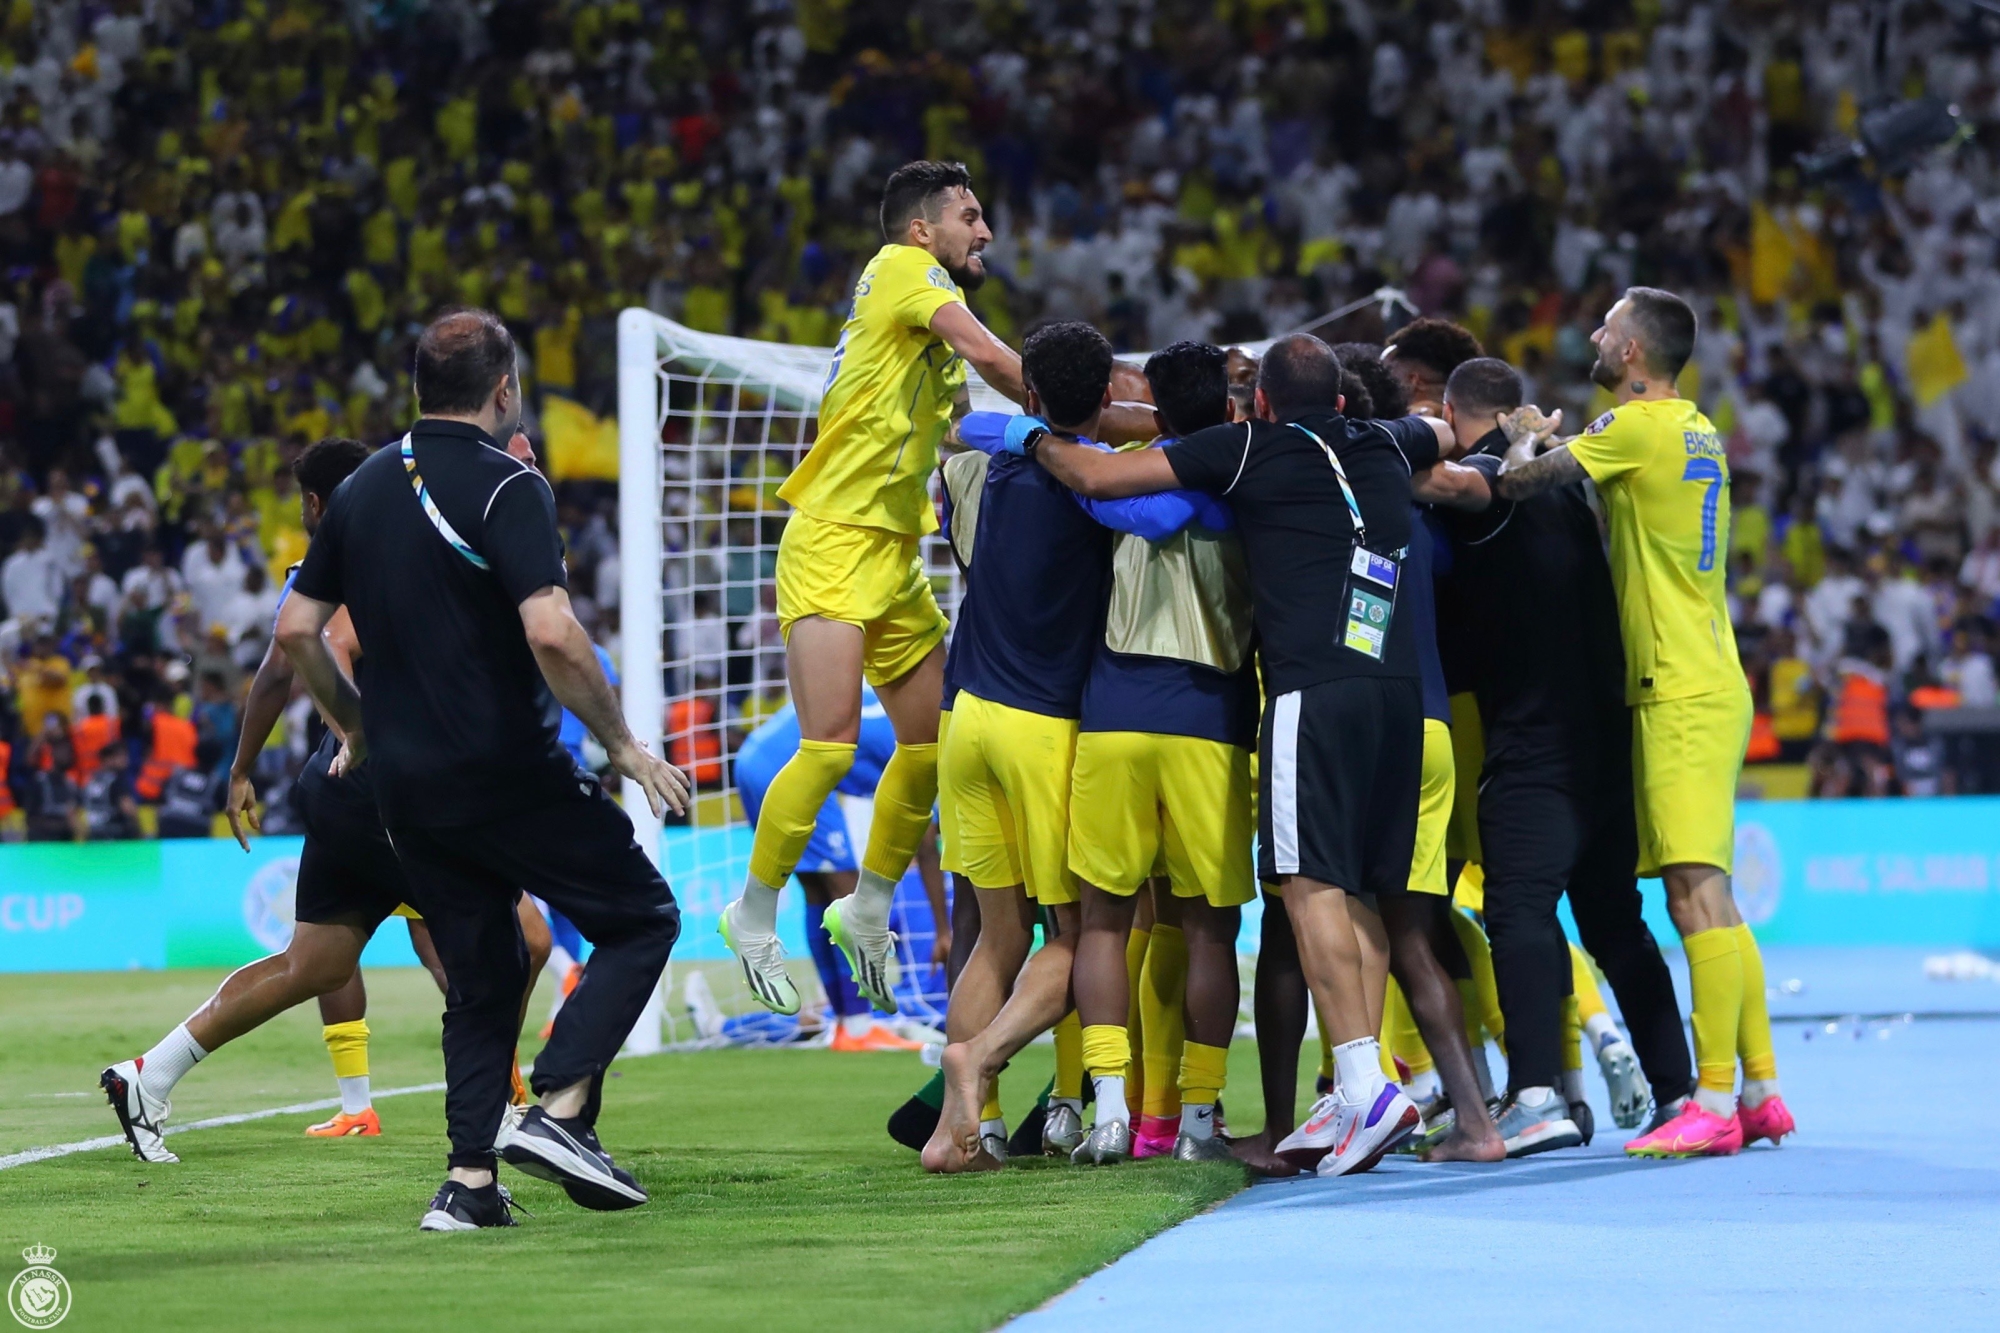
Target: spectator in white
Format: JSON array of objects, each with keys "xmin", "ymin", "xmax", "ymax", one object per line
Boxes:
[
  {"xmin": 117, "ymin": 543, "xmax": 185, "ymax": 644},
  {"xmin": 0, "ymin": 134, "xmax": 31, "ymax": 220},
  {"xmin": 684, "ymin": 590, "xmax": 727, "ymax": 687},
  {"xmin": 1900, "ymin": 456, "xmax": 1965, "ymax": 563},
  {"xmin": 1804, "ymin": 547, "xmax": 1867, "ymax": 666},
  {"xmin": 72, "ymin": 657, "xmax": 117, "ymax": 719},
  {"xmin": 211, "ymin": 188, "xmax": 267, "ymax": 275},
  {"xmin": 75, "ymin": 547, "xmax": 118, "ymax": 621},
  {"xmin": 1960, "ymin": 528, "xmax": 2000, "ymax": 607},
  {"xmin": 1818, "ymin": 431, "xmax": 1888, "ymax": 551},
  {"xmin": 1731, "ymin": 380, "xmax": 1789, "ymax": 483},
  {"xmin": 181, "ymin": 522, "xmax": 247, "ymax": 629},
  {"xmin": 2, "ymin": 519, "xmax": 62, "ymax": 628},
  {"xmin": 1940, "ymin": 627, "xmax": 1998, "ymax": 708},
  {"xmin": 220, "ymin": 564, "xmax": 281, "ymax": 669},
  {"xmin": 1873, "ymin": 550, "xmax": 1937, "ymax": 672},
  {"xmin": 31, "ymin": 468, "xmax": 91, "ymax": 578}
]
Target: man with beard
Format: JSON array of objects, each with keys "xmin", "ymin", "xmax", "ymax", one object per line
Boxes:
[
  {"xmin": 719, "ymin": 160, "xmax": 1028, "ymax": 1021},
  {"xmin": 1493, "ymin": 288, "xmax": 1794, "ymax": 1157}
]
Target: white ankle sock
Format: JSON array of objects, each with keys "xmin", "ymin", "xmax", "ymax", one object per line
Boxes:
[
  {"xmin": 138, "ymin": 1024, "xmax": 206, "ymax": 1101},
  {"xmin": 1180, "ymin": 1103, "xmax": 1217, "ymax": 1140},
  {"xmin": 848, "ymin": 869, "xmax": 897, "ymax": 933},
  {"xmin": 1584, "ymin": 1013, "xmax": 1622, "ymax": 1052},
  {"xmin": 1515, "ymin": 1084, "xmax": 1557, "ymax": 1107},
  {"xmin": 1331, "ymin": 1036, "xmax": 1385, "ymax": 1103},
  {"xmin": 336, "ymin": 1076, "xmax": 372, "ymax": 1116},
  {"xmin": 1741, "ymin": 1077, "xmax": 1781, "ymax": 1110},
  {"xmin": 1406, "ymin": 1069, "xmax": 1442, "ymax": 1102},
  {"xmin": 979, "ymin": 1117, "xmax": 1007, "ymax": 1144},
  {"xmin": 1693, "ymin": 1087, "xmax": 1737, "ymax": 1118},
  {"xmin": 1050, "ymin": 1097, "xmax": 1083, "ymax": 1116},
  {"xmin": 1560, "ymin": 1068, "xmax": 1587, "ymax": 1105},
  {"xmin": 736, "ymin": 875, "xmax": 783, "ymax": 934},
  {"xmin": 1093, "ymin": 1074, "xmax": 1129, "ymax": 1126},
  {"xmin": 840, "ymin": 1013, "xmax": 873, "ymax": 1037}
]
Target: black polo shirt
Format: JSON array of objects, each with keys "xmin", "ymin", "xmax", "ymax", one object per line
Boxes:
[
  {"xmin": 1435, "ymin": 428, "xmax": 1629, "ymax": 776},
  {"xmin": 1164, "ymin": 407, "xmax": 1439, "ymax": 697},
  {"xmin": 292, "ymin": 418, "xmax": 578, "ymax": 828}
]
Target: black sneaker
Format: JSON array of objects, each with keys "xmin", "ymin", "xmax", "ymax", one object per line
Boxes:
[
  {"xmin": 419, "ymin": 1180, "xmax": 524, "ymax": 1231},
  {"xmin": 498, "ymin": 1106, "xmax": 647, "ymax": 1211},
  {"xmin": 887, "ymin": 1094, "xmax": 943, "ymax": 1152},
  {"xmin": 1006, "ymin": 1104, "xmax": 1048, "ymax": 1158}
]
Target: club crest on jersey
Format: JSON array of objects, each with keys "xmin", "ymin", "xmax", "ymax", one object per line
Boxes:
[
  {"xmin": 1585, "ymin": 410, "xmax": 1615, "ymax": 435},
  {"xmin": 926, "ymin": 266, "xmax": 955, "ymax": 291}
]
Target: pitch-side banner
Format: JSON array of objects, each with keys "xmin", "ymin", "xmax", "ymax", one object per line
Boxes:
[{"xmin": 6, "ymin": 800, "xmax": 2000, "ymax": 972}]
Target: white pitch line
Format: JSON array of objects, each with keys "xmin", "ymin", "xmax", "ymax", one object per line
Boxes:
[{"xmin": 0, "ymin": 1081, "xmax": 447, "ymax": 1172}]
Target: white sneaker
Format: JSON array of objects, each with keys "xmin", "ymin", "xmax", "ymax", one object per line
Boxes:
[
  {"xmin": 101, "ymin": 1060, "xmax": 178, "ymax": 1164},
  {"xmin": 1596, "ymin": 1034, "xmax": 1651, "ymax": 1130},
  {"xmin": 979, "ymin": 1120, "xmax": 1009, "ymax": 1164},
  {"xmin": 822, "ymin": 898, "xmax": 898, "ymax": 1014},
  {"xmin": 718, "ymin": 900, "xmax": 800, "ymax": 1015},
  {"xmin": 1275, "ymin": 1083, "xmax": 1419, "ymax": 1178}
]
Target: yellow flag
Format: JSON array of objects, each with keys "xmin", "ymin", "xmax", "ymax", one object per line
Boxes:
[
  {"xmin": 1906, "ymin": 312, "xmax": 1968, "ymax": 409},
  {"xmin": 541, "ymin": 395, "xmax": 621, "ymax": 481},
  {"xmin": 1749, "ymin": 203, "xmax": 1794, "ymax": 304}
]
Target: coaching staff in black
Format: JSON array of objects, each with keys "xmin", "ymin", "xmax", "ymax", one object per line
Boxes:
[{"xmin": 278, "ymin": 309, "xmax": 690, "ymax": 1231}]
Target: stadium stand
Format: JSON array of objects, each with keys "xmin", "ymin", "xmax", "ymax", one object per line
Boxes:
[{"xmin": 3, "ymin": 0, "xmax": 2000, "ymax": 828}]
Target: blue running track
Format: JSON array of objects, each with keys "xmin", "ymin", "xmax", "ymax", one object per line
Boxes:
[{"xmin": 1010, "ymin": 947, "xmax": 2000, "ymax": 1333}]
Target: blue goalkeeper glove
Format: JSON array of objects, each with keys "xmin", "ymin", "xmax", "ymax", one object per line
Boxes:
[{"xmin": 1002, "ymin": 414, "xmax": 1047, "ymax": 456}]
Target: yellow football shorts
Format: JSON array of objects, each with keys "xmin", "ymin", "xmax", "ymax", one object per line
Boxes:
[
  {"xmin": 938, "ymin": 691, "xmax": 1079, "ymax": 904},
  {"xmin": 1445, "ymin": 692, "xmax": 1483, "ymax": 864},
  {"xmin": 1632, "ymin": 687, "xmax": 1753, "ymax": 878},
  {"xmin": 1067, "ymin": 731, "xmax": 1254, "ymax": 908},
  {"xmin": 775, "ymin": 512, "xmax": 947, "ymax": 686},
  {"xmin": 1409, "ymin": 718, "xmax": 1454, "ymax": 896},
  {"xmin": 935, "ymin": 707, "xmax": 957, "ymax": 873}
]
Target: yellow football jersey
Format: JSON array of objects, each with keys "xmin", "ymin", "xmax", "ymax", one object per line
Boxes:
[
  {"xmin": 778, "ymin": 243, "xmax": 966, "ymax": 535},
  {"xmin": 1568, "ymin": 397, "xmax": 1742, "ymax": 703}
]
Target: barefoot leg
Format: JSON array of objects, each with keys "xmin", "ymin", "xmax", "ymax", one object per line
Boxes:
[{"xmin": 921, "ymin": 1040, "xmax": 987, "ymax": 1173}]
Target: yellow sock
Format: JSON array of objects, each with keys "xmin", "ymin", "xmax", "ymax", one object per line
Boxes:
[
  {"xmin": 1053, "ymin": 1010, "xmax": 1084, "ymax": 1100},
  {"xmin": 1124, "ymin": 926, "xmax": 1149, "ymax": 1111},
  {"xmin": 1685, "ymin": 927, "xmax": 1744, "ymax": 1094},
  {"xmin": 981, "ymin": 1077, "xmax": 1004, "ymax": 1124},
  {"xmin": 1081, "ymin": 1023, "xmax": 1131, "ymax": 1080},
  {"xmin": 747, "ymin": 740, "xmax": 855, "ymax": 886},
  {"xmin": 1569, "ymin": 943, "xmax": 1609, "ymax": 1024},
  {"xmin": 1138, "ymin": 922, "xmax": 1186, "ymax": 1120},
  {"xmin": 1450, "ymin": 908, "xmax": 1507, "ymax": 1049},
  {"xmin": 1562, "ymin": 993, "xmax": 1583, "ymax": 1072},
  {"xmin": 1383, "ymin": 978, "xmax": 1432, "ymax": 1076},
  {"xmin": 1732, "ymin": 923, "xmax": 1778, "ymax": 1082},
  {"xmin": 860, "ymin": 743, "xmax": 939, "ymax": 882},
  {"xmin": 321, "ymin": 1019, "xmax": 369, "ymax": 1079},
  {"xmin": 1178, "ymin": 1040, "xmax": 1229, "ymax": 1106}
]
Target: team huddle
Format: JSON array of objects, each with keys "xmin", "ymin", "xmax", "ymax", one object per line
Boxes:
[
  {"xmin": 93, "ymin": 157, "xmax": 1794, "ymax": 1231},
  {"xmin": 721, "ymin": 159, "xmax": 1797, "ymax": 1176}
]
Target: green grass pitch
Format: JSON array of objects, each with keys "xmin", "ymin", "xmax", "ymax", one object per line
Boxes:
[{"xmin": 0, "ymin": 968, "xmax": 1255, "ymax": 1332}]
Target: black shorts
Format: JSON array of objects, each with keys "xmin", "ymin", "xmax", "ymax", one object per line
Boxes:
[
  {"xmin": 1257, "ymin": 675, "xmax": 1422, "ymax": 897},
  {"xmin": 292, "ymin": 780, "xmax": 410, "ymax": 930}
]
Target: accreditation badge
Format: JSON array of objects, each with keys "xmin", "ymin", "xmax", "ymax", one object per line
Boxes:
[{"xmin": 1341, "ymin": 546, "xmax": 1399, "ymax": 661}]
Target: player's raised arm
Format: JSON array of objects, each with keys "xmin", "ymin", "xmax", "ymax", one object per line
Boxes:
[
  {"xmin": 1034, "ymin": 433, "xmax": 1181, "ymax": 498},
  {"xmin": 930, "ymin": 302, "xmax": 1024, "ymax": 404}
]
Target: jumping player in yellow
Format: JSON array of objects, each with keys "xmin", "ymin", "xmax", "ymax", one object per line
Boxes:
[
  {"xmin": 718, "ymin": 161, "xmax": 1025, "ymax": 1014},
  {"xmin": 1492, "ymin": 287, "xmax": 1793, "ymax": 1156}
]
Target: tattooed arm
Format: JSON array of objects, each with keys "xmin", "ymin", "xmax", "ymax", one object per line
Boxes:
[{"xmin": 1492, "ymin": 404, "xmax": 1588, "ymax": 500}]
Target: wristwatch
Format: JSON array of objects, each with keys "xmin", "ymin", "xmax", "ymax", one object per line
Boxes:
[{"xmin": 1020, "ymin": 425, "xmax": 1049, "ymax": 458}]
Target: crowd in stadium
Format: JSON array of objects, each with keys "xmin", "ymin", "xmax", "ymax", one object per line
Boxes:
[{"xmin": 0, "ymin": 0, "xmax": 1998, "ymax": 834}]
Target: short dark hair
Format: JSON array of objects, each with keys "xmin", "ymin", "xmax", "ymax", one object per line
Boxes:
[
  {"xmin": 880, "ymin": 161, "xmax": 974, "ymax": 241},
  {"xmin": 1623, "ymin": 286, "xmax": 1697, "ymax": 379},
  {"xmin": 1384, "ymin": 318, "xmax": 1484, "ymax": 384},
  {"xmin": 1143, "ymin": 341, "xmax": 1230, "ymax": 437},
  {"xmin": 294, "ymin": 437, "xmax": 371, "ymax": 503},
  {"xmin": 415, "ymin": 309, "xmax": 516, "ymax": 415},
  {"xmin": 1256, "ymin": 334, "xmax": 1344, "ymax": 420},
  {"xmin": 1333, "ymin": 342, "xmax": 1408, "ymax": 420},
  {"xmin": 1023, "ymin": 321, "xmax": 1114, "ymax": 430},
  {"xmin": 1443, "ymin": 357, "xmax": 1525, "ymax": 417}
]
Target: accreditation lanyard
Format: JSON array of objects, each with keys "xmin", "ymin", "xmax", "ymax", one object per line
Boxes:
[
  {"xmin": 400, "ymin": 433, "xmax": 490, "ymax": 571},
  {"xmin": 1293, "ymin": 423, "xmax": 1399, "ymax": 662}
]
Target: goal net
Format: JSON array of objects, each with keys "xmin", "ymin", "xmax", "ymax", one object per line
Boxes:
[{"xmin": 614, "ymin": 310, "xmax": 1016, "ymax": 1049}]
